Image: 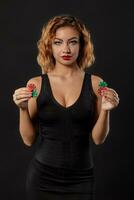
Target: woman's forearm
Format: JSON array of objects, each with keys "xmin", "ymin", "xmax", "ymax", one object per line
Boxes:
[
  {"xmin": 19, "ymin": 108, "xmax": 37, "ymax": 146},
  {"xmin": 92, "ymin": 109, "xmax": 110, "ymax": 145}
]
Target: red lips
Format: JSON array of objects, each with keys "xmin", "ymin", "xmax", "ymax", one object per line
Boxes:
[{"xmin": 62, "ymin": 56, "xmax": 72, "ymax": 60}]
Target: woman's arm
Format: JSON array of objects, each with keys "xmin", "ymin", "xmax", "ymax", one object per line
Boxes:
[
  {"xmin": 13, "ymin": 76, "xmax": 41, "ymax": 146},
  {"xmin": 91, "ymin": 75, "xmax": 119, "ymax": 145}
]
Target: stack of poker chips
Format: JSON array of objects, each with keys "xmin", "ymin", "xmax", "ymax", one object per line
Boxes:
[
  {"xmin": 98, "ymin": 81, "xmax": 108, "ymax": 96},
  {"xmin": 27, "ymin": 83, "xmax": 38, "ymax": 97}
]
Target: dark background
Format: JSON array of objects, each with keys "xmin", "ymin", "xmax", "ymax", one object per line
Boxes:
[{"xmin": 0, "ymin": 0, "xmax": 133, "ymax": 199}]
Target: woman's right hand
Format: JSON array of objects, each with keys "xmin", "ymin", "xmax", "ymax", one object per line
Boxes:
[{"xmin": 13, "ymin": 87, "xmax": 32, "ymax": 110}]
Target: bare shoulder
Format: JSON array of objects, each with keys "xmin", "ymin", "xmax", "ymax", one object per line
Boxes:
[
  {"xmin": 26, "ymin": 76, "xmax": 42, "ymax": 95},
  {"xmin": 91, "ymin": 74, "xmax": 103, "ymax": 97},
  {"xmin": 27, "ymin": 76, "xmax": 41, "ymax": 85}
]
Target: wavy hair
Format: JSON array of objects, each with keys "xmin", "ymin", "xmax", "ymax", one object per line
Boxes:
[{"xmin": 37, "ymin": 15, "xmax": 95, "ymax": 73}]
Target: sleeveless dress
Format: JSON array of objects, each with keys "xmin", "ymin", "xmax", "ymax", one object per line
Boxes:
[{"xmin": 25, "ymin": 71, "xmax": 96, "ymax": 200}]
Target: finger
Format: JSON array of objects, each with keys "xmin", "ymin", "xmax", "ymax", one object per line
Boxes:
[
  {"xmin": 114, "ymin": 96, "xmax": 120, "ymax": 102},
  {"xmin": 14, "ymin": 87, "xmax": 31, "ymax": 94},
  {"xmin": 103, "ymin": 90, "xmax": 119, "ymax": 99},
  {"xmin": 105, "ymin": 88, "xmax": 119, "ymax": 97},
  {"xmin": 16, "ymin": 94, "xmax": 32, "ymax": 101},
  {"xmin": 13, "ymin": 98, "xmax": 30, "ymax": 105},
  {"xmin": 15, "ymin": 91, "xmax": 32, "ymax": 96},
  {"xmin": 104, "ymin": 96, "xmax": 119, "ymax": 106},
  {"xmin": 103, "ymin": 96, "xmax": 115, "ymax": 103},
  {"xmin": 104, "ymin": 93, "xmax": 118, "ymax": 101},
  {"xmin": 18, "ymin": 98, "xmax": 30, "ymax": 102},
  {"xmin": 15, "ymin": 91, "xmax": 32, "ymax": 97},
  {"xmin": 13, "ymin": 92, "xmax": 31, "ymax": 101}
]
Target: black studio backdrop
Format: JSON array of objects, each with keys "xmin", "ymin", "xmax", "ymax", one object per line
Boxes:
[{"xmin": 0, "ymin": 0, "xmax": 133, "ymax": 200}]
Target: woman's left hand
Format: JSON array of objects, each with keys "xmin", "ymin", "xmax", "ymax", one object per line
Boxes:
[{"xmin": 101, "ymin": 88, "xmax": 120, "ymax": 111}]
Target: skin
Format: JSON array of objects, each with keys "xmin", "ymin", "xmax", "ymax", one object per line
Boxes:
[{"xmin": 13, "ymin": 26, "xmax": 120, "ymax": 146}]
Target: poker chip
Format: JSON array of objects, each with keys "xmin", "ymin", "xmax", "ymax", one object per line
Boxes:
[
  {"xmin": 98, "ymin": 81, "xmax": 108, "ymax": 96},
  {"xmin": 98, "ymin": 81, "xmax": 108, "ymax": 87},
  {"xmin": 27, "ymin": 83, "xmax": 38, "ymax": 97}
]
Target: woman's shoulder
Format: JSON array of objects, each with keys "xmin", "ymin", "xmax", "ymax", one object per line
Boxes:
[
  {"xmin": 27, "ymin": 75, "xmax": 42, "ymax": 83},
  {"xmin": 90, "ymin": 73, "xmax": 104, "ymax": 97},
  {"xmin": 91, "ymin": 74, "xmax": 103, "ymax": 83}
]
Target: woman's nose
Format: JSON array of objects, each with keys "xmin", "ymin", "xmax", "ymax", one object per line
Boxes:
[{"xmin": 62, "ymin": 44, "xmax": 71, "ymax": 54}]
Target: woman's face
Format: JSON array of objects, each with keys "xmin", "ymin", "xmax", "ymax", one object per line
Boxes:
[{"xmin": 51, "ymin": 26, "xmax": 80, "ymax": 66}]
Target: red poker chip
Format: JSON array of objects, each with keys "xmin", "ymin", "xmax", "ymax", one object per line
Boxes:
[
  {"xmin": 98, "ymin": 87, "xmax": 107, "ymax": 96},
  {"xmin": 27, "ymin": 83, "xmax": 36, "ymax": 92}
]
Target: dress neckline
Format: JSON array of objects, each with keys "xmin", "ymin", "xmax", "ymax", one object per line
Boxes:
[{"xmin": 45, "ymin": 72, "xmax": 86, "ymax": 110}]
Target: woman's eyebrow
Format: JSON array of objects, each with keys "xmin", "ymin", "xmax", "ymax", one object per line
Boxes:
[{"xmin": 54, "ymin": 37, "xmax": 79, "ymax": 41}]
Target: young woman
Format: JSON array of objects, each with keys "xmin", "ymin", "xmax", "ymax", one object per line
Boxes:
[{"xmin": 13, "ymin": 15, "xmax": 119, "ymax": 200}]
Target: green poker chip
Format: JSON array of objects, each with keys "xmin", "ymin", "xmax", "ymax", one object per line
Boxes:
[
  {"xmin": 32, "ymin": 90, "xmax": 38, "ymax": 97},
  {"xmin": 99, "ymin": 81, "xmax": 108, "ymax": 87}
]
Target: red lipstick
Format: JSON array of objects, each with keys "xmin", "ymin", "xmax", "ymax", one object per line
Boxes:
[{"xmin": 62, "ymin": 56, "xmax": 72, "ymax": 60}]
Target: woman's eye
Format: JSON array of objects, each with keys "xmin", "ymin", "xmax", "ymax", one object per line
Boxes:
[
  {"xmin": 53, "ymin": 41, "xmax": 62, "ymax": 45},
  {"xmin": 70, "ymin": 40, "xmax": 78, "ymax": 45}
]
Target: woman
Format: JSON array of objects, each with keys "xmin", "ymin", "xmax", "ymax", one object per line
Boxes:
[{"xmin": 13, "ymin": 15, "xmax": 119, "ymax": 200}]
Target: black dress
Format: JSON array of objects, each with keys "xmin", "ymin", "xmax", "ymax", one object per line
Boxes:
[{"xmin": 25, "ymin": 71, "xmax": 96, "ymax": 200}]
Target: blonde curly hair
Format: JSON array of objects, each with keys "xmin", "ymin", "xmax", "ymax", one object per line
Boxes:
[{"xmin": 37, "ymin": 15, "xmax": 95, "ymax": 73}]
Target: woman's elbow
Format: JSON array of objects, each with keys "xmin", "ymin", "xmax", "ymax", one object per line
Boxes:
[
  {"xmin": 20, "ymin": 134, "xmax": 36, "ymax": 147},
  {"xmin": 93, "ymin": 138, "xmax": 105, "ymax": 145},
  {"xmin": 19, "ymin": 128, "xmax": 37, "ymax": 147},
  {"xmin": 22, "ymin": 138, "xmax": 34, "ymax": 147},
  {"xmin": 92, "ymin": 131, "xmax": 110, "ymax": 145}
]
